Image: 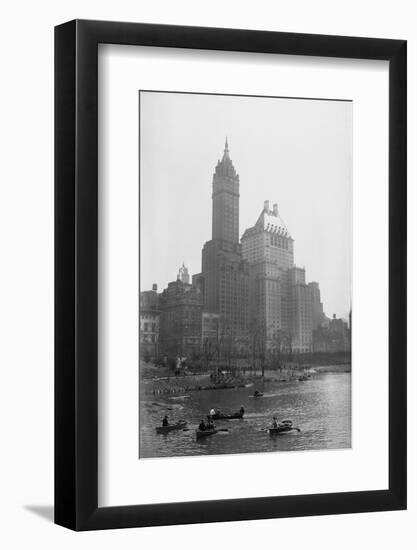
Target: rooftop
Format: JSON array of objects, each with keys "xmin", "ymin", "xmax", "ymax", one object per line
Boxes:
[{"xmin": 242, "ymin": 200, "xmax": 292, "ymax": 239}]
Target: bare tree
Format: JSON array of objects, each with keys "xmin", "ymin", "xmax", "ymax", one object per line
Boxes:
[
  {"xmin": 269, "ymin": 328, "xmax": 284, "ymax": 371},
  {"xmin": 215, "ymin": 316, "xmax": 235, "ymax": 372},
  {"xmin": 202, "ymin": 337, "xmax": 215, "ymax": 371},
  {"xmin": 248, "ymin": 318, "xmax": 268, "ymax": 377}
]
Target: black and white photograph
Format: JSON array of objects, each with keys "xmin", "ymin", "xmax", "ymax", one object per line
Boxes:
[
  {"xmin": 0, "ymin": 0, "xmax": 410, "ymax": 544},
  {"xmin": 139, "ymin": 91, "xmax": 352, "ymax": 459}
]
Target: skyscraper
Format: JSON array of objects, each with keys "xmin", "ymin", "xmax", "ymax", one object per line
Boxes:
[
  {"xmin": 242, "ymin": 201, "xmax": 318, "ymax": 353},
  {"xmin": 177, "ymin": 262, "xmax": 190, "ymax": 284},
  {"xmin": 241, "ymin": 201, "xmax": 293, "ymax": 346},
  {"xmin": 211, "ymin": 138, "xmax": 240, "ymax": 244},
  {"xmin": 309, "ymin": 281, "xmax": 325, "ymax": 329},
  {"xmin": 197, "ymin": 139, "xmax": 249, "ymax": 340}
]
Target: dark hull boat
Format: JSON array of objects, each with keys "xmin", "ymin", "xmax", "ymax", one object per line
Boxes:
[
  {"xmin": 155, "ymin": 421, "xmax": 187, "ymax": 434},
  {"xmin": 269, "ymin": 419, "xmax": 300, "ymax": 435},
  {"xmin": 211, "ymin": 412, "xmax": 244, "ymax": 420},
  {"xmin": 269, "ymin": 426, "xmax": 300, "ymax": 435}
]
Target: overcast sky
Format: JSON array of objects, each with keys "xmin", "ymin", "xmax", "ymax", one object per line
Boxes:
[{"xmin": 140, "ymin": 91, "xmax": 352, "ymax": 319}]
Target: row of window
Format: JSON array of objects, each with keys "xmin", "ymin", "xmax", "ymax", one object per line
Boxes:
[
  {"xmin": 141, "ymin": 334, "xmax": 157, "ymax": 343},
  {"xmin": 142, "ymin": 322, "xmax": 157, "ymax": 332},
  {"xmin": 270, "ymin": 235, "xmax": 289, "ymax": 249}
]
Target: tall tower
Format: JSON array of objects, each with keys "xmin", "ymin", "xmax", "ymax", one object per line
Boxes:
[
  {"xmin": 241, "ymin": 200, "xmax": 314, "ymax": 353},
  {"xmin": 241, "ymin": 200, "xmax": 294, "ymax": 341},
  {"xmin": 198, "ymin": 140, "xmax": 249, "ymax": 340},
  {"xmin": 177, "ymin": 262, "xmax": 190, "ymax": 284},
  {"xmin": 212, "ymin": 138, "xmax": 240, "ymax": 244}
]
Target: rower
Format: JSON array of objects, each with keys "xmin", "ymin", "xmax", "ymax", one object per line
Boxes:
[
  {"xmin": 198, "ymin": 419, "xmax": 206, "ymax": 431},
  {"xmin": 239, "ymin": 406, "xmax": 245, "ymax": 416},
  {"xmin": 272, "ymin": 416, "xmax": 278, "ymax": 428},
  {"xmin": 162, "ymin": 415, "xmax": 169, "ymax": 427}
]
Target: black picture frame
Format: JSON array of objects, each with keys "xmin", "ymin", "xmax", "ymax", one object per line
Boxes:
[{"xmin": 55, "ymin": 19, "xmax": 407, "ymax": 531}]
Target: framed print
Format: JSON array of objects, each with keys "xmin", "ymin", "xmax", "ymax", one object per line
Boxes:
[{"xmin": 55, "ymin": 20, "xmax": 406, "ymax": 530}]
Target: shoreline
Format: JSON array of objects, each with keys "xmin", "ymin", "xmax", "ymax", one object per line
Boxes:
[{"xmin": 141, "ymin": 363, "xmax": 351, "ymax": 396}]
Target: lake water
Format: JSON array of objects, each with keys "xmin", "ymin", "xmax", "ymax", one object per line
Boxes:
[{"xmin": 139, "ymin": 372, "xmax": 351, "ymax": 459}]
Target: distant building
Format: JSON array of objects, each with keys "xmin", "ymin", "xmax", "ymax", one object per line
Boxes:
[
  {"xmin": 309, "ymin": 281, "xmax": 326, "ymax": 330},
  {"xmin": 289, "ymin": 269, "xmax": 313, "ymax": 353},
  {"xmin": 241, "ymin": 201, "xmax": 319, "ymax": 353},
  {"xmin": 313, "ymin": 313, "xmax": 351, "ymax": 353},
  {"xmin": 177, "ymin": 262, "xmax": 190, "ymax": 284},
  {"xmin": 139, "ymin": 283, "xmax": 160, "ymax": 360},
  {"xmin": 241, "ymin": 201, "xmax": 293, "ymax": 343},
  {"xmin": 199, "ymin": 139, "xmax": 249, "ymax": 341},
  {"xmin": 201, "ymin": 311, "xmax": 221, "ymax": 344},
  {"xmin": 158, "ymin": 270, "xmax": 203, "ymax": 358}
]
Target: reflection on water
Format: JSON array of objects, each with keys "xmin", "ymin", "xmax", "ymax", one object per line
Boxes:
[{"xmin": 139, "ymin": 373, "xmax": 351, "ymax": 459}]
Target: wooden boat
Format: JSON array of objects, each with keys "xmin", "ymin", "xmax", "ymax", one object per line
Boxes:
[
  {"xmin": 269, "ymin": 419, "xmax": 300, "ymax": 435},
  {"xmin": 196, "ymin": 428, "xmax": 218, "ymax": 439},
  {"xmin": 155, "ymin": 421, "xmax": 187, "ymax": 434},
  {"xmin": 269, "ymin": 426, "xmax": 300, "ymax": 435},
  {"xmin": 211, "ymin": 411, "xmax": 244, "ymax": 420}
]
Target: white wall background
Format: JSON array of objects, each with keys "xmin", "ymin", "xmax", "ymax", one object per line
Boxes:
[{"xmin": 0, "ymin": 1, "xmax": 414, "ymax": 548}]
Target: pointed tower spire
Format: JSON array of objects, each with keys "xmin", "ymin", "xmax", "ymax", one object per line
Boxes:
[
  {"xmin": 222, "ymin": 136, "xmax": 230, "ymax": 161},
  {"xmin": 177, "ymin": 262, "xmax": 190, "ymax": 284},
  {"xmin": 215, "ymin": 137, "xmax": 238, "ymax": 179},
  {"xmin": 212, "ymin": 139, "xmax": 239, "ymax": 243}
]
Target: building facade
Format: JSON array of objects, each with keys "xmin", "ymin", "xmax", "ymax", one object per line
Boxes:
[
  {"xmin": 139, "ymin": 284, "xmax": 160, "ymax": 360},
  {"xmin": 201, "ymin": 311, "xmax": 221, "ymax": 344},
  {"xmin": 199, "ymin": 140, "xmax": 249, "ymax": 343},
  {"xmin": 177, "ymin": 262, "xmax": 190, "ymax": 284},
  {"xmin": 241, "ymin": 201, "xmax": 294, "ymax": 342},
  {"xmin": 313, "ymin": 314, "xmax": 351, "ymax": 353},
  {"xmin": 158, "ymin": 275, "xmax": 203, "ymax": 358},
  {"xmin": 241, "ymin": 202, "xmax": 320, "ymax": 353},
  {"xmin": 288, "ymin": 268, "xmax": 314, "ymax": 353},
  {"xmin": 309, "ymin": 281, "xmax": 326, "ymax": 330}
]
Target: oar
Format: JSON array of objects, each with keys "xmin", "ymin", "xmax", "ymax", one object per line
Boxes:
[{"xmin": 182, "ymin": 427, "xmax": 229, "ymax": 433}]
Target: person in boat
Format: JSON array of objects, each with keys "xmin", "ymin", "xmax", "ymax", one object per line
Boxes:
[
  {"xmin": 239, "ymin": 406, "xmax": 245, "ymax": 416},
  {"xmin": 272, "ymin": 416, "xmax": 278, "ymax": 429},
  {"xmin": 162, "ymin": 415, "xmax": 169, "ymax": 427},
  {"xmin": 253, "ymin": 390, "xmax": 261, "ymax": 397},
  {"xmin": 206, "ymin": 415, "xmax": 215, "ymax": 430},
  {"xmin": 198, "ymin": 419, "xmax": 206, "ymax": 431}
]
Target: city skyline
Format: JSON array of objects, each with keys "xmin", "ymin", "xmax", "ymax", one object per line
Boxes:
[{"xmin": 140, "ymin": 91, "xmax": 352, "ymax": 319}]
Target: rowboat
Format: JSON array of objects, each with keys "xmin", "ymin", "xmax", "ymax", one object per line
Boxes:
[
  {"xmin": 196, "ymin": 428, "xmax": 218, "ymax": 439},
  {"xmin": 269, "ymin": 427, "xmax": 300, "ymax": 435},
  {"xmin": 155, "ymin": 421, "xmax": 187, "ymax": 434},
  {"xmin": 210, "ymin": 411, "xmax": 244, "ymax": 420},
  {"xmin": 269, "ymin": 419, "xmax": 300, "ymax": 435}
]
